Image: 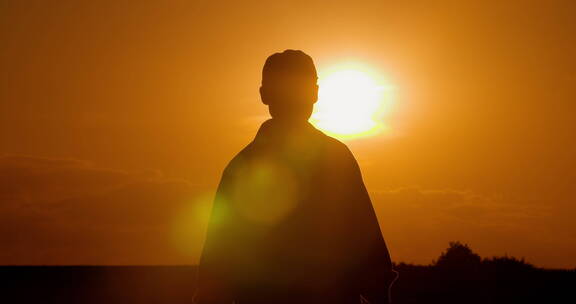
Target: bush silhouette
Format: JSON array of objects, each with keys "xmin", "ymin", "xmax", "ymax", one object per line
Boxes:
[{"xmin": 483, "ymin": 255, "xmax": 535, "ymax": 273}]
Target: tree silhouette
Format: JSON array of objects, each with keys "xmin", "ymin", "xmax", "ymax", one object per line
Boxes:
[{"xmin": 435, "ymin": 241, "xmax": 482, "ymax": 274}]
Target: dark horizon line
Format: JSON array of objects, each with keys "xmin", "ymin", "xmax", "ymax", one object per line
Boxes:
[{"xmin": 1, "ymin": 264, "xmax": 574, "ymax": 271}]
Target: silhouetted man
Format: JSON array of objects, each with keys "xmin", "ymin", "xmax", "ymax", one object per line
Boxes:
[{"xmin": 196, "ymin": 50, "xmax": 396, "ymax": 304}]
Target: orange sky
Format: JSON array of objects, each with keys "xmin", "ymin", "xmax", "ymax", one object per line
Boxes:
[{"xmin": 1, "ymin": 0, "xmax": 575, "ymax": 268}]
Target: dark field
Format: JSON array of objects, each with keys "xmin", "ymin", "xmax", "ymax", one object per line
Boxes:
[{"xmin": 1, "ymin": 264, "xmax": 573, "ymax": 304}]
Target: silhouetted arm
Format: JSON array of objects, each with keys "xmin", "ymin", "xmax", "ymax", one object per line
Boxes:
[
  {"xmin": 195, "ymin": 167, "xmax": 237, "ymax": 304},
  {"xmin": 345, "ymin": 149, "xmax": 397, "ymax": 304}
]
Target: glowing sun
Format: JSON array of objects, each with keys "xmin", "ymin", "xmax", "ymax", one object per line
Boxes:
[{"xmin": 310, "ymin": 63, "xmax": 393, "ymax": 140}]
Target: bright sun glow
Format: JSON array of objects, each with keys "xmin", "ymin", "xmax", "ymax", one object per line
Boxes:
[{"xmin": 310, "ymin": 63, "xmax": 394, "ymax": 140}]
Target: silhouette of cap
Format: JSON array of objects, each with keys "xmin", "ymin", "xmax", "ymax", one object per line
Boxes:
[{"xmin": 262, "ymin": 49, "xmax": 318, "ymax": 85}]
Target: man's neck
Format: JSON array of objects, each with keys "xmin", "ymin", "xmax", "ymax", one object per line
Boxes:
[{"xmin": 255, "ymin": 118, "xmax": 315, "ymax": 141}]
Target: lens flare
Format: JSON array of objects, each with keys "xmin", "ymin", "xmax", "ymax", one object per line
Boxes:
[{"xmin": 231, "ymin": 159, "xmax": 299, "ymax": 225}]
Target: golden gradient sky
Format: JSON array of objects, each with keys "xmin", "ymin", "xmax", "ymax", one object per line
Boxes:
[{"xmin": 1, "ymin": 0, "xmax": 575, "ymax": 268}]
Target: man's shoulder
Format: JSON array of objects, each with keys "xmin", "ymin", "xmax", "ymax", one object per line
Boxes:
[
  {"xmin": 220, "ymin": 128, "xmax": 357, "ymax": 176},
  {"xmin": 220, "ymin": 141, "xmax": 258, "ymax": 176},
  {"xmin": 316, "ymin": 130, "xmax": 356, "ymax": 161}
]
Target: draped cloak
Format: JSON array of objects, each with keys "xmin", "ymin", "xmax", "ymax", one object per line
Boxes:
[{"xmin": 196, "ymin": 119, "xmax": 396, "ymax": 303}]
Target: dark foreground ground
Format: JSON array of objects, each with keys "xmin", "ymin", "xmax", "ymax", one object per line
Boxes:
[{"xmin": 1, "ymin": 265, "xmax": 574, "ymax": 303}]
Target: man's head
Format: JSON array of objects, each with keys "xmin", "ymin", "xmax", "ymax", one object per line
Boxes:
[{"xmin": 260, "ymin": 50, "xmax": 319, "ymax": 122}]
